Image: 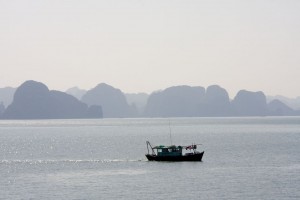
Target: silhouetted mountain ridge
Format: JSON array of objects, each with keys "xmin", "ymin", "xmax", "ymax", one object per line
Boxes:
[
  {"xmin": 144, "ymin": 85, "xmax": 299, "ymax": 117},
  {"xmin": 0, "ymin": 80, "xmax": 299, "ymax": 119}
]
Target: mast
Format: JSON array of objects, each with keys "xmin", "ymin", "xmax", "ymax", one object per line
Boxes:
[{"xmin": 169, "ymin": 120, "xmax": 173, "ymax": 145}]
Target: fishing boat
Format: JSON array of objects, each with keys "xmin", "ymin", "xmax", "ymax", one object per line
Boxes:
[{"xmin": 145, "ymin": 141, "xmax": 204, "ymax": 162}]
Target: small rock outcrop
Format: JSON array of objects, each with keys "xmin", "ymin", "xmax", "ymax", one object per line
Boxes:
[
  {"xmin": 0, "ymin": 102, "xmax": 5, "ymax": 117},
  {"xmin": 0, "ymin": 87, "xmax": 16, "ymax": 108},
  {"xmin": 125, "ymin": 93, "xmax": 149, "ymax": 115},
  {"xmin": 86, "ymin": 105, "xmax": 103, "ymax": 118}
]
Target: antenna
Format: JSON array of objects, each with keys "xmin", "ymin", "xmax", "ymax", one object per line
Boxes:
[{"xmin": 169, "ymin": 120, "xmax": 173, "ymax": 145}]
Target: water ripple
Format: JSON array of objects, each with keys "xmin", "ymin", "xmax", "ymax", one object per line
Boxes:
[{"xmin": 0, "ymin": 159, "xmax": 146, "ymax": 165}]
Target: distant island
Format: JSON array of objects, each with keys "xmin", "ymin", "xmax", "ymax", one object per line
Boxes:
[{"xmin": 0, "ymin": 80, "xmax": 300, "ymax": 119}]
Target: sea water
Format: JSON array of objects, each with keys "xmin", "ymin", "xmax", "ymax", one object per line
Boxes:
[{"xmin": 0, "ymin": 117, "xmax": 300, "ymax": 199}]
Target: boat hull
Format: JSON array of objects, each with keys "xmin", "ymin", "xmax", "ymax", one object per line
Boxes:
[{"xmin": 146, "ymin": 151, "xmax": 204, "ymax": 162}]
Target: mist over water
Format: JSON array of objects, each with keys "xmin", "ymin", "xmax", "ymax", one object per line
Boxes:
[{"xmin": 1, "ymin": 117, "xmax": 300, "ymax": 199}]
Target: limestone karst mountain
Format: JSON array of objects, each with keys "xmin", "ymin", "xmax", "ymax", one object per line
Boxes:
[
  {"xmin": 231, "ymin": 90, "xmax": 268, "ymax": 116},
  {"xmin": 268, "ymin": 99, "xmax": 295, "ymax": 116},
  {"xmin": 200, "ymin": 85, "xmax": 232, "ymax": 116},
  {"xmin": 144, "ymin": 85, "xmax": 205, "ymax": 117},
  {"xmin": 81, "ymin": 83, "xmax": 137, "ymax": 118},
  {"xmin": 1, "ymin": 81, "xmax": 299, "ymax": 119},
  {"xmin": 2, "ymin": 80, "xmax": 102, "ymax": 119}
]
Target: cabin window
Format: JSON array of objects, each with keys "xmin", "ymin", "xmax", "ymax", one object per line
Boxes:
[{"xmin": 158, "ymin": 149, "xmax": 162, "ymax": 153}]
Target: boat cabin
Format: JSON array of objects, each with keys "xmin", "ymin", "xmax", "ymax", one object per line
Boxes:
[{"xmin": 153, "ymin": 145, "xmax": 183, "ymax": 157}]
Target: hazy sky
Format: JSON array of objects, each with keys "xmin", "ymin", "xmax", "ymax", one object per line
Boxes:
[{"xmin": 1, "ymin": 0, "xmax": 299, "ymax": 97}]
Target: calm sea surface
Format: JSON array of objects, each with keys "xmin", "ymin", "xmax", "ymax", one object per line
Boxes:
[{"xmin": 0, "ymin": 117, "xmax": 300, "ymax": 200}]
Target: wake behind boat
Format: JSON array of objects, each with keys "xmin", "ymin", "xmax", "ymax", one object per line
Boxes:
[{"xmin": 145, "ymin": 141, "xmax": 204, "ymax": 162}]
